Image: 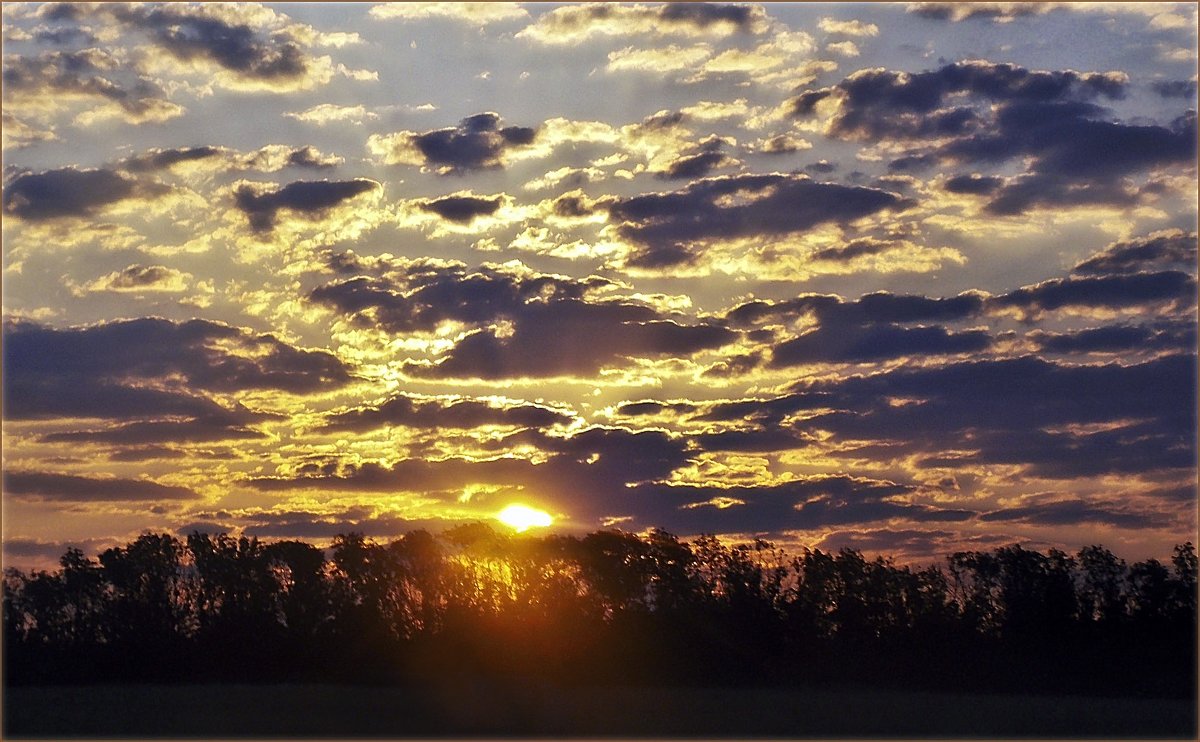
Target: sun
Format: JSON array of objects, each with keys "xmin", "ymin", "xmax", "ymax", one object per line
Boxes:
[{"xmin": 497, "ymin": 504, "xmax": 553, "ymax": 532}]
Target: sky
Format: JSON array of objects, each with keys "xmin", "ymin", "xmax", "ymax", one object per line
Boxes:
[{"xmin": 2, "ymin": 1, "xmax": 1197, "ymax": 570}]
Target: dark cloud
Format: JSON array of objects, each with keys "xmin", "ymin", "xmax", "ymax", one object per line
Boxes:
[
  {"xmin": 616, "ymin": 400, "xmax": 699, "ymax": 417},
  {"xmin": 657, "ymin": 137, "xmax": 739, "ymax": 180},
  {"xmin": 1031, "ymin": 322, "xmax": 1196, "ymax": 355},
  {"xmin": 810, "ymin": 237, "xmax": 904, "ymax": 262},
  {"xmin": 804, "ymin": 160, "xmax": 838, "ymax": 174},
  {"xmin": 791, "ymin": 61, "xmax": 1195, "ymax": 215},
  {"xmin": 417, "ymin": 194, "xmax": 503, "ymax": 223},
  {"xmin": 3, "ymin": 471, "xmax": 199, "ymax": 501},
  {"xmin": 4, "ymin": 318, "xmax": 350, "ymax": 442},
  {"xmin": 2, "ymin": 166, "xmax": 169, "ymax": 221},
  {"xmin": 29, "ymin": 25, "xmax": 96, "ymax": 45},
  {"xmin": 309, "ymin": 259, "xmax": 734, "ymax": 379},
  {"xmin": 225, "ymin": 508, "xmax": 451, "ymax": 540},
  {"xmin": 106, "ymin": 446, "xmax": 189, "ymax": 462},
  {"xmin": 91, "ymin": 264, "xmax": 181, "ymax": 290},
  {"xmin": 906, "ymin": 3, "xmax": 1050, "ymax": 23},
  {"xmin": 657, "ymin": 2, "xmax": 760, "ymax": 32},
  {"xmin": 798, "ymin": 353, "xmax": 1197, "ymax": 478},
  {"xmin": 120, "ymin": 146, "xmax": 223, "ymax": 172},
  {"xmin": 2, "ymin": 49, "xmax": 179, "ymax": 123},
  {"xmin": 979, "ymin": 498, "xmax": 1169, "ymax": 529},
  {"xmin": 1071, "ymin": 229, "xmax": 1197, "ymax": 276},
  {"xmin": 3, "ymin": 538, "xmax": 116, "ymax": 566},
  {"xmin": 726, "ymin": 291, "xmax": 985, "ymax": 328},
  {"xmin": 965, "ymin": 108, "xmax": 1197, "ymax": 215},
  {"xmin": 106, "ymin": 4, "xmax": 314, "ymax": 84},
  {"xmin": 407, "ymin": 301, "xmax": 737, "ymax": 380},
  {"xmin": 943, "ymin": 173, "xmax": 1003, "ymax": 195},
  {"xmin": 286, "ymin": 145, "xmax": 340, "ymax": 169},
  {"xmin": 234, "ymin": 178, "xmax": 379, "ymax": 232},
  {"xmin": 5, "ymin": 317, "xmax": 351, "ymax": 398},
  {"xmin": 552, "ymin": 191, "xmax": 603, "ymax": 218},
  {"xmin": 791, "ymin": 61, "xmax": 1126, "ymax": 140},
  {"xmin": 310, "ymin": 259, "xmax": 614, "ymax": 334},
  {"xmin": 686, "ymin": 350, "xmax": 1195, "ymax": 480},
  {"xmin": 770, "ymin": 323, "xmax": 991, "ymax": 366},
  {"xmin": 252, "ymin": 425, "xmax": 694, "ymax": 523},
  {"xmin": 322, "ymin": 394, "xmax": 572, "ymax": 432},
  {"xmin": 659, "ymin": 150, "xmax": 735, "ymax": 180},
  {"xmin": 1151, "ymin": 79, "xmax": 1198, "ymax": 99},
  {"xmin": 886, "ymin": 152, "xmax": 938, "ymax": 172},
  {"xmin": 390, "ymin": 112, "xmax": 539, "ymax": 173},
  {"xmin": 39, "ymin": 415, "xmax": 270, "ymax": 446},
  {"xmin": 609, "ymin": 173, "xmax": 909, "ymax": 268},
  {"xmin": 620, "ymin": 476, "xmax": 971, "ymax": 534},
  {"xmin": 989, "ymin": 271, "xmax": 1195, "ymax": 316}
]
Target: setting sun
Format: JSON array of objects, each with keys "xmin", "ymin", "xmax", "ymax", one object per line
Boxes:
[{"xmin": 497, "ymin": 504, "xmax": 553, "ymax": 532}]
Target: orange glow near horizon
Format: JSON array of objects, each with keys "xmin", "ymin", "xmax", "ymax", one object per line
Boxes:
[{"xmin": 497, "ymin": 504, "xmax": 553, "ymax": 532}]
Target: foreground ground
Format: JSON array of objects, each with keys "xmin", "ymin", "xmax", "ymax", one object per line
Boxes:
[{"xmin": 4, "ymin": 681, "xmax": 1196, "ymax": 738}]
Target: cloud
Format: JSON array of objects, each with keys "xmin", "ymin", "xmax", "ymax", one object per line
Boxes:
[
  {"xmin": 233, "ymin": 178, "xmax": 380, "ymax": 232},
  {"xmin": 417, "ymin": 193, "xmax": 504, "ymax": 223},
  {"xmin": 792, "ymin": 60, "xmax": 1127, "ymax": 141},
  {"xmin": 619, "ymin": 476, "xmax": 970, "ymax": 534},
  {"xmin": 2, "ymin": 166, "xmax": 171, "ymax": 221},
  {"xmin": 979, "ymin": 497, "xmax": 1169, "ymax": 529},
  {"xmin": 78, "ymin": 264, "xmax": 192, "ymax": 294},
  {"xmin": 3, "ymin": 470, "xmax": 199, "ymax": 502},
  {"xmin": 119, "ymin": 146, "xmax": 224, "ymax": 172},
  {"xmin": 1030, "ymin": 322, "xmax": 1196, "ymax": 355},
  {"xmin": 818, "ymin": 17, "xmax": 879, "ymax": 36},
  {"xmin": 309, "ymin": 257, "xmax": 616, "ymax": 334},
  {"xmin": 3, "ymin": 317, "xmax": 352, "ymax": 424},
  {"xmin": 750, "ymin": 134, "xmax": 813, "ymax": 154},
  {"xmin": 1151, "ymin": 79, "xmax": 1198, "ymax": 98},
  {"xmin": 826, "ymin": 41, "xmax": 860, "ymax": 58},
  {"xmin": 608, "ymin": 173, "xmax": 909, "ymax": 268},
  {"xmin": 606, "ymin": 44, "xmax": 715, "ymax": 74},
  {"xmin": 367, "ymin": 112, "xmax": 539, "ymax": 173},
  {"xmin": 250, "ymin": 425, "xmax": 698, "ymax": 526},
  {"xmin": 655, "ymin": 136, "xmax": 741, "ymax": 180},
  {"xmin": 1071, "ymin": 229, "xmax": 1197, "ymax": 275},
  {"xmin": 726, "ymin": 291, "xmax": 986, "ymax": 329},
  {"xmin": 796, "ymin": 353, "xmax": 1197, "ymax": 479},
  {"xmin": 792, "ymin": 60, "xmax": 1196, "ymax": 214},
  {"xmin": 105, "ymin": 3, "xmax": 334, "ymax": 92},
  {"xmin": 1, "ymin": 112, "xmax": 57, "ymax": 149},
  {"xmin": 369, "ymin": 3, "xmax": 528, "ymax": 25},
  {"xmin": 37, "ymin": 415, "xmax": 271, "ymax": 445},
  {"xmin": 906, "ymin": 3, "xmax": 1056, "ymax": 23},
  {"xmin": 2, "ymin": 48, "xmax": 184, "ymax": 125},
  {"xmin": 308, "ymin": 258, "xmax": 735, "ymax": 380},
  {"xmin": 770, "ymin": 323, "xmax": 992, "ymax": 366},
  {"xmin": 517, "ymin": 3, "xmax": 768, "ymax": 45},
  {"xmin": 989, "ymin": 271, "xmax": 1195, "ymax": 317},
  {"xmin": 943, "ymin": 173, "xmax": 1004, "ymax": 195},
  {"xmin": 405, "ymin": 301, "xmax": 737, "ymax": 380},
  {"xmin": 284, "ymin": 103, "xmax": 379, "ymax": 125},
  {"xmin": 113, "ymin": 144, "xmax": 343, "ymax": 176},
  {"xmin": 322, "ymin": 393, "xmax": 573, "ymax": 432}
]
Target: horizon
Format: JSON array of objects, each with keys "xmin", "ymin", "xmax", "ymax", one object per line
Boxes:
[{"xmin": 3, "ymin": 1, "xmax": 1198, "ymax": 574}]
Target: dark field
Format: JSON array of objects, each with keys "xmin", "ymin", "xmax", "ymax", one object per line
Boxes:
[{"xmin": 4, "ymin": 682, "xmax": 1196, "ymax": 738}]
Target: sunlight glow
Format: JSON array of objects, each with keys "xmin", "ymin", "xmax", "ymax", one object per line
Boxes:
[{"xmin": 497, "ymin": 504, "xmax": 553, "ymax": 532}]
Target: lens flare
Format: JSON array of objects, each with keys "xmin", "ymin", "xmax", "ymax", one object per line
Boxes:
[{"xmin": 497, "ymin": 504, "xmax": 553, "ymax": 532}]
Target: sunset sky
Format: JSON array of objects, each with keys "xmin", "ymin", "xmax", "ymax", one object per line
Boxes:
[{"xmin": 2, "ymin": 1, "xmax": 1197, "ymax": 570}]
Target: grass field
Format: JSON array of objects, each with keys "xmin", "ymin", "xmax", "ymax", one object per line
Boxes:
[{"xmin": 4, "ymin": 681, "xmax": 1196, "ymax": 738}]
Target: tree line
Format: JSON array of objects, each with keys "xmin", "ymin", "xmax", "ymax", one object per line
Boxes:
[{"xmin": 4, "ymin": 525, "xmax": 1195, "ymax": 696}]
